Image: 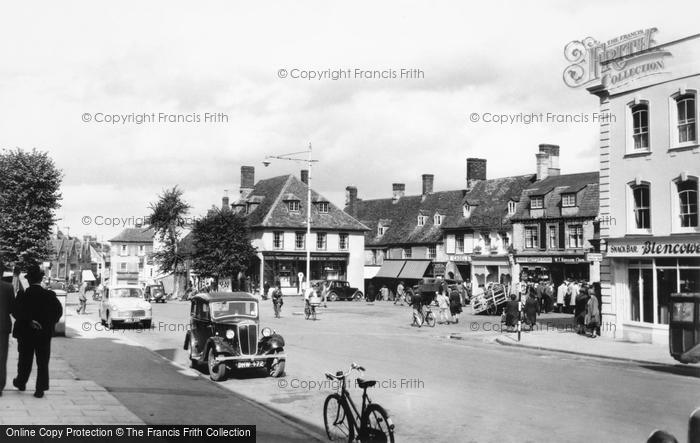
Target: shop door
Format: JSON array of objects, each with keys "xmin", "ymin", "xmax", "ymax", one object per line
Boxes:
[{"xmin": 629, "ymin": 268, "xmax": 653, "ymax": 323}]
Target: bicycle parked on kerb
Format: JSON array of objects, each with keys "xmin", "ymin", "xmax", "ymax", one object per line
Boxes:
[{"xmin": 323, "ymin": 363, "xmax": 395, "ymax": 442}]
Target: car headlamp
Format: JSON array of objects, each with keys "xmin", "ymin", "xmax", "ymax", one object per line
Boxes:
[
  {"xmin": 225, "ymin": 329, "xmax": 235, "ymax": 340},
  {"xmin": 261, "ymin": 327, "xmax": 272, "ymax": 337}
]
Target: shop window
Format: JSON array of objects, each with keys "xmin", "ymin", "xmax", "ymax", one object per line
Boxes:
[
  {"xmin": 568, "ymin": 225, "xmax": 583, "ymax": 248},
  {"xmin": 631, "ymin": 103, "xmax": 650, "ymax": 151},
  {"xmin": 316, "ymin": 232, "xmax": 327, "ymax": 250},
  {"xmin": 562, "ymin": 193, "xmax": 576, "ymax": 208},
  {"xmin": 403, "ymin": 248, "xmax": 412, "ymax": 259},
  {"xmin": 339, "ymin": 233, "xmax": 348, "ymax": 250},
  {"xmin": 273, "ymin": 232, "xmax": 284, "ymax": 250},
  {"xmin": 524, "ymin": 226, "xmax": 538, "ymax": 249},
  {"xmin": 677, "ymin": 178, "xmax": 698, "ymax": 228},
  {"xmin": 295, "ymin": 232, "xmax": 305, "ymax": 250},
  {"xmin": 427, "ymin": 246, "xmax": 436, "ymax": 259},
  {"xmin": 631, "ymin": 184, "xmax": 651, "ymax": 230},
  {"xmin": 629, "ymin": 267, "xmax": 653, "ymax": 323},
  {"xmin": 456, "ymin": 235, "xmax": 464, "ymax": 253},
  {"xmin": 656, "ymin": 267, "xmax": 676, "ymax": 325}
]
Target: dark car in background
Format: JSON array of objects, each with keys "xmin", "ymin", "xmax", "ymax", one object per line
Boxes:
[
  {"xmin": 144, "ymin": 284, "xmax": 167, "ymax": 303},
  {"xmin": 322, "ymin": 280, "xmax": 364, "ymax": 301},
  {"xmin": 184, "ymin": 292, "xmax": 286, "ymax": 381}
]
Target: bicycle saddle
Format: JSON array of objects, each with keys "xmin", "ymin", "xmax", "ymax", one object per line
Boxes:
[{"xmin": 356, "ymin": 378, "xmax": 376, "ymax": 389}]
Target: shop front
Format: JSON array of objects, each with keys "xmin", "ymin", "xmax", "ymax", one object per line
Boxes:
[
  {"xmin": 260, "ymin": 251, "xmax": 349, "ymax": 295},
  {"xmin": 606, "ymin": 236, "xmax": 700, "ymax": 344},
  {"xmin": 470, "ymin": 255, "xmax": 513, "ymax": 289},
  {"xmin": 515, "ymin": 254, "xmax": 590, "ymax": 286},
  {"xmin": 445, "ymin": 255, "xmax": 471, "ymax": 282}
]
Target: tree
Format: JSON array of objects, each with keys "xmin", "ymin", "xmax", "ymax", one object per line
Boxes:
[
  {"xmin": 0, "ymin": 148, "xmax": 62, "ymax": 269},
  {"xmin": 190, "ymin": 208, "xmax": 257, "ymax": 290},
  {"xmin": 148, "ymin": 186, "xmax": 191, "ymax": 298}
]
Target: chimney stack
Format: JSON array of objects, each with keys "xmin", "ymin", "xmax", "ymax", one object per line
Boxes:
[
  {"xmin": 345, "ymin": 186, "xmax": 358, "ymax": 217},
  {"xmin": 536, "ymin": 152, "xmax": 550, "ymax": 181},
  {"xmin": 222, "ymin": 190, "xmax": 230, "ymax": 211},
  {"xmin": 466, "ymin": 158, "xmax": 487, "ymax": 191},
  {"xmin": 422, "ymin": 174, "xmax": 434, "ymax": 197},
  {"xmin": 240, "ymin": 166, "xmax": 255, "ymax": 199},
  {"xmin": 392, "ymin": 183, "xmax": 405, "ymax": 203},
  {"xmin": 300, "ymin": 169, "xmax": 309, "ymax": 185},
  {"xmin": 538, "ymin": 144, "xmax": 560, "ymax": 176}
]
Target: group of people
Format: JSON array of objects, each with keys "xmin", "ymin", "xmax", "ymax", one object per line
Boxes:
[
  {"xmin": 409, "ymin": 278, "xmax": 463, "ymax": 326},
  {"xmin": 505, "ymin": 277, "xmax": 601, "ymax": 338},
  {"xmin": 0, "ymin": 263, "xmax": 63, "ymax": 398}
]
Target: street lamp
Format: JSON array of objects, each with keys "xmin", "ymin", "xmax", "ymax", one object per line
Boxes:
[{"xmin": 263, "ymin": 143, "xmax": 319, "ymax": 293}]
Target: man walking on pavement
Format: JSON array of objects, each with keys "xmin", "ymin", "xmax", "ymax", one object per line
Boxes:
[
  {"xmin": 0, "ymin": 263, "xmax": 15, "ymax": 396},
  {"xmin": 11, "ymin": 265, "xmax": 63, "ymax": 398}
]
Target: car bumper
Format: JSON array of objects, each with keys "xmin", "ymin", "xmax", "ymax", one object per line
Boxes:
[
  {"xmin": 214, "ymin": 354, "xmax": 286, "ymax": 367},
  {"xmin": 112, "ymin": 316, "xmax": 152, "ymax": 323}
]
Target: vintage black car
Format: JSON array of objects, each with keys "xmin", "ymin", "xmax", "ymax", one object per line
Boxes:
[
  {"xmin": 144, "ymin": 284, "xmax": 167, "ymax": 303},
  {"xmin": 183, "ymin": 292, "xmax": 286, "ymax": 381},
  {"xmin": 322, "ymin": 280, "xmax": 364, "ymax": 301}
]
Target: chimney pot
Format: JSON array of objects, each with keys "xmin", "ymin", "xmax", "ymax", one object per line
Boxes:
[
  {"xmin": 536, "ymin": 152, "xmax": 550, "ymax": 181},
  {"xmin": 538, "ymin": 144, "xmax": 560, "ymax": 176},
  {"xmin": 345, "ymin": 186, "xmax": 358, "ymax": 217},
  {"xmin": 240, "ymin": 166, "xmax": 255, "ymax": 198}
]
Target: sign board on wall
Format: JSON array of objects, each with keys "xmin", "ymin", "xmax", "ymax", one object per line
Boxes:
[{"xmin": 606, "ymin": 237, "xmax": 700, "ymax": 258}]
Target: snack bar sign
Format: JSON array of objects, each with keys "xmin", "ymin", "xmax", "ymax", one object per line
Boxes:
[{"xmin": 607, "ymin": 238, "xmax": 700, "ymax": 258}]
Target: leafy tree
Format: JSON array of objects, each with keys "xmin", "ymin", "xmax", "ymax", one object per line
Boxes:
[
  {"xmin": 190, "ymin": 208, "xmax": 256, "ymax": 290},
  {"xmin": 0, "ymin": 148, "xmax": 62, "ymax": 269},
  {"xmin": 148, "ymin": 186, "xmax": 191, "ymax": 298}
]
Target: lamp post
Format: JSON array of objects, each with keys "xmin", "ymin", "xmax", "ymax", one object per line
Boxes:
[{"xmin": 264, "ymin": 143, "xmax": 319, "ymax": 293}]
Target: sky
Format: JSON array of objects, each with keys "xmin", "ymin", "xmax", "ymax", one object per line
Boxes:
[{"xmin": 1, "ymin": 0, "xmax": 699, "ymax": 241}]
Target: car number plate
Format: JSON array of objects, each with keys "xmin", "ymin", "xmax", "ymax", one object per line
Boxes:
[
  {"xmin": 236, "ymin": 361, "xmax": 265, "ymax": 369},
  {"xmin": 125, "ymin": 318, "xmax": 136, "ymax": 323}
]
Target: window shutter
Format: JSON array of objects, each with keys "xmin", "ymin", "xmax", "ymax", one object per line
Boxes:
[{"xmin": 446, "ymin": 235, "xmax": 456, "ymax": 254}]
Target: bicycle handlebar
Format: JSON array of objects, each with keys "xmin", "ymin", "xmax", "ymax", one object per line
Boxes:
[{"xmin": 325, "ymin": 362, "xmax": 365, "ymax": 380}]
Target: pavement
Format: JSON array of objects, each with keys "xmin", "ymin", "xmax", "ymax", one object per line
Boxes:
[
  {"xmin": 0, "ymin": 336, "xmax": 143, "ymax": 425},
  {"xmin": 490, "ymin": 318, "xmax": 676, "ymax": 366}
]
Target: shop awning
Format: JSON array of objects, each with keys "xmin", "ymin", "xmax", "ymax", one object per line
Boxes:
[
  {"xmin": 398, "ymin": 260, "xmax": 431, "ymax": 279},
  {"xmin": 82, "ymin": 270, "xmax": 96, "ymax": 282},
  {"xmin": 364, "ymin": 266, "xmax": 381, "ymax": 279},
  {"xmin": 374, "ymin": 260, "xmax": 406, "ymax": 278}
]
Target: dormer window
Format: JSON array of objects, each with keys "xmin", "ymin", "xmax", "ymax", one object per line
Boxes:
[
  {"xmin": 530, "ymin": 196, "xmax": 544, "ymax": 209},
  {"xmin": 417, "ymin": 215, "xmax": 427, "ymax": 226},
  {"xmin": 317, "ymin": 201, "xmax": 329, "ymax": 213},
  {"xmin": 463, "ymin": 205, "xmax": 472, "ymax": 218},
  {"xmin": 246, "ymin": 202, "xmax": 260, "ymax": 214},
  {"xmin": 287, "ymin": 200, "xmax": 301, "ymax": 212},
  {"xmin": 434, "ymin": 214, "xmax": 443, "ymax": 226},
  {"xmin": 378, "ymin": 225, "xmax": 387, "ymax": 236},
  {"xmin": 507, "ymin": 201, "xmax": 516, "ymax": 215},
  {"xmin": 562, "ymin": 193, "xmax": 576, "ymax": 208}
]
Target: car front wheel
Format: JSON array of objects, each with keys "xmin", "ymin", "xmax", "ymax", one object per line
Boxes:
[
  {"xmin": 328, "ymin": 292, "xmax": 338, "ymax": 302},
  {"xmin": 353, "ymin": 291, "xmax": 364, "ymax": 301},
  {"xmin": 208, "ymin": 348, "xmax": 227, "ymax": 381}
]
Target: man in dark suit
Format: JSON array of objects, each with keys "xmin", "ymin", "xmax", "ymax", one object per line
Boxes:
[
  {"xmin": 12, "ymin": 265, "xmax": 62, "ymax": 398},
  {"xmin": 0, "ymin": 262, "xmax": 16, "ymax": 396}
]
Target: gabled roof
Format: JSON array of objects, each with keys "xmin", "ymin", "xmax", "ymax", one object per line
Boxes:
[
  {"xmin": 441, "ymin": 174, "xmax": 537, "ymax": 231},
  {"xmin": 351, "ymin": 189, "xmax": 467, "ymax": 247},
  {"xmin": 109, "ymin": 227, "xmax": 155, "ymax": 243},
  {"xmin": 512, "ymin": 172, "xmax": 599, "ymax": 220},
  {"xmin": 237, "ymin": 175, "xmax": 369, "ymax": 231}
]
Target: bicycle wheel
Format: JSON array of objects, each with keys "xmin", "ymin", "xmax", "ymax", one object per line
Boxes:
[
  {"xmin": 426, "ymin": 310, "xmax": 436, "ymax": 327},
  {"xmin": 304, "ymin": 305, "xmax": 310, "ymax": 320},
  {"xmin": 324, "ymin": 394, "xmax": 354, "ymax": 442},
  {"xmin": 312, "ymin": 307, "xmax": 317, "ymax": 321},
  {"xmin": 361, "ymin": 403, "xmax": 394, "ymax": 443}
]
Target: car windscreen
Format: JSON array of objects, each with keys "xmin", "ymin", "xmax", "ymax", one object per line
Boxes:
[
  {"xmin": 151, "ymin": 287, "xmax": 164, "ymax": 294},
  {"xmin": 111, "ymin": 288, "xmax": 142, "ymax": 298},
  {"xmin": 210, "ymin": 301, "xmax": 258, "ymax": 319}
]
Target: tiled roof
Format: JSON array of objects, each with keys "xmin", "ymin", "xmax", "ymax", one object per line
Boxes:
[
  {"xmin": 351, "ymin": 190, "xmax": 467, "ymax": 247},
  {"xmin": 238, "ymin": 175, "xmax": 369, "ymax": 231},
  {"xmin": 511, "ymin": 172, "xmax": 599, "ymax": 220},
  {"xmin": 351, "ymin": 174, "xmax": 536, "ymax": 247},
  {"xmin": 109, "ymin": 227, "xmax": 155, "ymax": 243},
  {"xmin": 441, "ymin": 174, "xmax": 537, "ymax": 230}
]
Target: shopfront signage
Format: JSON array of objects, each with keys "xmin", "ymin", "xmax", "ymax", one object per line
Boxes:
[
  {"xmin": 553, "ymin": 257, "xmax": 586, "ymax": 264},
  {"xmin": 586, "ymin": 253, "xmax": 603, "ymax": 262},
  {"xmin": 447, "ymin": 254, "xmax": 472, "ymax": 262},
  {"xmin": 515, "ymin": 257, "xmax": 553, "ymax": 264},
  {"xmin": 607, "ymin": 237, "xmax": 700, "ymax": 258}
]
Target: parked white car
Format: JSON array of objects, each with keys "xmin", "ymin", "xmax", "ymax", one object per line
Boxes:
[{"xmin": 98, "ymin": 285, "xmax": 152, "ymax": 329}]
